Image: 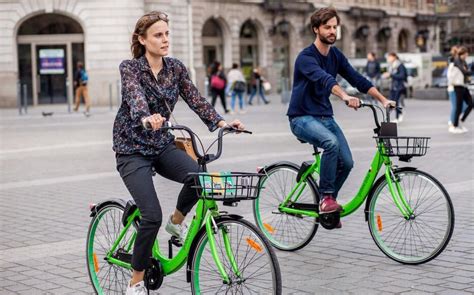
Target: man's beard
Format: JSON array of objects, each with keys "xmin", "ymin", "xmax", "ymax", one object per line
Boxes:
[{"xmin": 319, "ymin": 34, "xmax": 336, "ymax": 45}]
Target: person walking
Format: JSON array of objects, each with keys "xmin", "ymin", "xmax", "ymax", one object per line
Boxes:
[
  {"xmin": 383, "ymin": 52, "xmax": 407, "ymax": 123},
  {"xmin": 287, "ymin": 7, "xmax": 394, "ymax": 227},
  {"xmin": 248, "ymin": 67, "xmax": 269, "ymax": 105},
  {"xmin": 227, "ymin": 63, "xmax": 247, "ymax": 114},
  {"xmin": 73, "ymin": 61, "xmax": 91, "ymax": 116},
  {"xmin": 447, "ymin": 45, "xmax": 467, "ymax": 130},
  {"xmin": 365, "ymin": 52, "xmax": 381, "ymax": 89},
  {"xmin": 449, "ymin": 46, "xmax": 473, "ymax": 133},
  {"xmin": 113, "ymin": 11, "xmax": 244, "ymax": 294},
  {"xmin": 209, "ymin": 61, "xmax": 229, "ymax": 113}
]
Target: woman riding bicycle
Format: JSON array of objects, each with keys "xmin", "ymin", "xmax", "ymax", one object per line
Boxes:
[
  {"xmin": 113, "ymin": 11, "xmax": 244, "ymax": 294},
  {"xmin": 287, "ymin": 7, "xmax": 394, "ymax": 224}
]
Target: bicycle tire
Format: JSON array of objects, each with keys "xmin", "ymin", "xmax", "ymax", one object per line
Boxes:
[
  {"xmin": 190, "ymin": 218, "xmax": 282, "ymax": 294},
  {"xmin": 367, "ymin": 169, "xmax": 455, "ymax": 264},
  {"xmin": 86, "ymin": 202, "xmax": 137, "ymax": 294},
  {"xmin": 253, "ymin": 163, "xmax": 319, "ymax": 251}
]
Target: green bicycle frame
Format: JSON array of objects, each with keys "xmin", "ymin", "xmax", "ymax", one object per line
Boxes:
[
  {"xmin": 278, "ymin": 144, "xmax": 414, "ymax": 219},
  {"xmin": 104, "ymin": 198, "xmax": 238, "ymax": 284}
]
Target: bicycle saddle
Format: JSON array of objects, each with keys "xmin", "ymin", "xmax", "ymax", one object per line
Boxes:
[{"xmin": 296, "ymin": 138, "xmax": 320, "ymax": 154}]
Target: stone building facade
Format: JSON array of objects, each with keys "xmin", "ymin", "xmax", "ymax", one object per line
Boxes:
[{"xmin": 0, "ymin": 0, "xmax": 440, "ymax": 107}]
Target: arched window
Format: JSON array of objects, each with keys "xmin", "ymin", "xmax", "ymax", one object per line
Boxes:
[
  {"xmin": 202, "ymin": 19, "xmax": 224, "ymax": 72},
  {"xmin": 398, "ymin": 29, "xmax": 410, "ymax": 52},
  {"xmin": 240, "ymin": 20, "xmax": 259, "ymax": 76}
]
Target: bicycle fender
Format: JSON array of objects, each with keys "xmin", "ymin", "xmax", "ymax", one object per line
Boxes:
[
  {"xmin": 259, "ymin": 161, "xmax": 319, "ymax": 194},
  {"xmin": 89, "ymin": 198, "xmax": 128, "ymax": 218},
  {"xmin": 258, "ymin": 161, "xmax": 300, "ymax": 174},
  {"xmin": 364, "ymin": 167, "xmax": 418, "ymax": 221},
  {"xmin": 186, "ymin": 214, "xmax": 243, "ymax": 283}
]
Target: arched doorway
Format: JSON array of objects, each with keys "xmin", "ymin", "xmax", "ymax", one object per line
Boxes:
[
  {"xmin": 239, "ymin": 20, "xmax": 259, "ymax": 82},
  {"xmin": 398, "ymin": 29, "xmax": 410, "ymax": 52},
  {"xmin": 202, "ymin": 18, "xmax": 224, "ymax": 74},
  {"xmin": 17, "ymin": 13, "xmax": 84, "ymax": 105},
  {"xmin": 355, "ymin": 25, "xmax": 370, "ymax": 58},
  {"xmin": 376, "ymin": 27, "xmax": 391, "ymax": 58},
  {"xmin": 271, "ymin": 20, "xmax": 292, "ymax": 92}
]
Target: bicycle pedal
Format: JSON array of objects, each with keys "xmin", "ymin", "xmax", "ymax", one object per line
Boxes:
[{"xmin": 170, "ymin": 236, "xmax": 183, "ymax": 247}]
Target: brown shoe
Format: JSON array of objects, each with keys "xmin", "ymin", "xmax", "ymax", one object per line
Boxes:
[{"xmin": 319, "ymin": 196, "xmax": 342, "ymax": 213}]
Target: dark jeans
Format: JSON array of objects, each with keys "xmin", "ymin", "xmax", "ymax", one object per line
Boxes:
[
  {"xmin": 453, "ymin": 86, "xmax": 473, "ymax": 127},
  {"xmin": 211, "ymin": 87, "xmax": 228, "ymax": 112},
  {"xmin": 116, "ymin": 143, "xmax": 200, "ymax": 271},
  {"xmin": 248, "ymin": 86, "xmax": 268, "ymax": 104},
  {"xmin": 290, "ymin": 116, "xmax": 354, "ymax": 198},
  {"xmin": 390, "ymin": 89, "xmax": 404, "ymax": 118}
]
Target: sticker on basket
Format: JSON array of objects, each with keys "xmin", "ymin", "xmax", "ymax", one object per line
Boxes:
[
  {"xmin": 376, "ymin": 214, "xmax": 383, "ymax": 232},
  {"xmin": 199, "ymin": 172, "xmax": 235, "ymax": 196},
  {"xmin": 246, "ymin": 237, "xmax": 263, "ymax": 252}
]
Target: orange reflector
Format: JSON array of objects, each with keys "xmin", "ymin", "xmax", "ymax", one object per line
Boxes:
[
  {"xmin": 263, "ymin": 223, "xmax": 274, "ymax": 234},
  {"xmin": 93, "ymin": 253, "xmax": 100, "ymax": 273},
  {"xmin": 376, "ymin": 214, "xmax": 383, "ymax": 232},
  {"xmin": 246, "ymin": 238, "xmax": 263, "ymax": 252}
]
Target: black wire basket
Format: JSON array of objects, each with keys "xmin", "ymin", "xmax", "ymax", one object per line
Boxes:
[
  {"xmin": 190, "ymin": 172, "xmax": 264, "ymax": 201},
  {"xmin": 375, "ymin": 136, "xmax": 430, "ymax": 158}
]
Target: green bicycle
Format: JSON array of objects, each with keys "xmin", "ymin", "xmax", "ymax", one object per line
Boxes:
[
  {"xmin": 253, "ymin": 102, "xmax": 454, "ymax": 265},
  {"xmin": 86, "ymin": 124, "xmax": 282, "ymax": 294}
]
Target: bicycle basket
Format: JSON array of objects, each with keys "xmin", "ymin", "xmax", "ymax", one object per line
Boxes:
[
  {"xmin": 190, "ymin": 172, "xmax": 264, "ymax": 201},
  {"xmin": 375, "ymin": 136, "xmax": 430, "ymax": 158}
]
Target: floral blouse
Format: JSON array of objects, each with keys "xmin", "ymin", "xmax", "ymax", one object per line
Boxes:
[{"xmin": 113, "ymin": 55, "xmax": 224, "ymax": 155}]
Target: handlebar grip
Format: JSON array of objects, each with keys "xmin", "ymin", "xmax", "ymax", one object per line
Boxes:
[
  {"xmin": 345, "ymin": 99, "xmax": 364, "ymax": 108},
  {"xmin": 223, "ymin": 125, "xmax": 252, "ymax": 134},
  {"xmin": 143, "ymin": 120, "xmax": 172, "ymax": 130}
]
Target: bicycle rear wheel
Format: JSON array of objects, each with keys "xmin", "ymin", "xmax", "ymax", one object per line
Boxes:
[
  {"xmin": 368, "ymin": 169, "xmax": 454, "ymax": 264},
  {"xmin": 253, "ymin": 163, "xmax": 319, "ymax": 251},
  {"xmin": 191, "ymin": 218, "xmax": 282, "ymax": 294},
  {"xmin": 86, "ymin": 203, "xmax": 137, "ymax": 294}
]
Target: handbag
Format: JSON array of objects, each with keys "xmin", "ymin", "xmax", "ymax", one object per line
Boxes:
[
  {"xmin": 262, "ymin": 81, "xmax": 271, "ymax": 92},
  {"xmin": 233, "ymin": 81, "xmax": 246, "ymax": 93},
  {"xmin": 210, "ymin": 74, "xmax": 226, "ymax": 90},
  {"xmin": 163, "ymin": 100, "xmax": 198, "ymax": 161}
]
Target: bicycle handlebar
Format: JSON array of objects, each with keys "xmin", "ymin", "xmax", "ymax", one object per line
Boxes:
[
  {"xmin": 144, "ymin": 120, "xmax": 251, "ymax": 165},
  {"xmin": 345, "ymin": 99, "xmax": 401, "ymax": 131}
]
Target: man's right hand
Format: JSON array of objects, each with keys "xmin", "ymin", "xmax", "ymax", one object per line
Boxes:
[
  {"xmin": 142, "ymin": 113, "xmax": 165, "ymax": 130},
  {"xmin": 342, "ymin": 95, "xmax": 360, "ymax": 109}
]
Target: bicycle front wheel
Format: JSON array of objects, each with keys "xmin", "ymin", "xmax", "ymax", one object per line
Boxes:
[
  {"xmin": 191, "ymin": 218, "xmax": 282, "ymax": 294},
  {"xmin": 368, "ymin": 169, "xmax": 455, "ymax": 264},
  {"xmin": 253, "ymin": 163, "xmax": 319, "ymax": 251},
  {"xmin": 86, "ymin": 203, "xmax": 137, "ymax": 294}
]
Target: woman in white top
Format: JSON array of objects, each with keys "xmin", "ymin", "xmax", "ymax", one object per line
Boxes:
[{"xmin": 227, "ymin": 63, "xmax": 247, "ymax": 113}]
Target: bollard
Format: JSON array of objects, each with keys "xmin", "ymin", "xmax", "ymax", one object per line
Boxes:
[
  {"xmin": 22, "ymin": 84, "xmax": 28, "ymax": 114},
  {"xmin": 66, "ymin": 80, "xmax": 72, "ymax": 113},
  {"xmin": 116, "ymin": 80, "xmax": 121, "ymax": 108},
  {"xmin": 17, "ymin": 81, "xmax": 22, "ymax": 115},
  {"xmin": 109, "ymin": 82, "xmax": 113, "ymax": 111}
]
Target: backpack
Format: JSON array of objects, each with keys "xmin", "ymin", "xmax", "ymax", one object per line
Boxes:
[
  {"xmin": 233, "ymin": 81, "xmax": 246, "ymax": 93},
  {"xmin": 210, "ymin": 74, "xmax": 225, "ymax": 90},
  {"xmin": 80, "ymin": 69, "xmax": 89, "ymax": 84}
]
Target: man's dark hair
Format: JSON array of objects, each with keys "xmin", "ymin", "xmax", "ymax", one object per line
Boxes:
[
  {"xmin": 310, "ymin": 7, "xmax": 340, "ymax": 34},
  {"xmin": 232, "ymin": 63, "xmax": 239, "ymax": 69}
]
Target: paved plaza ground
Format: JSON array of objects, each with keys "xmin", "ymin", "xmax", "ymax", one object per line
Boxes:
[{"xmin": 0, "ymin": 96, "xmax": 473, "ymax": 294}]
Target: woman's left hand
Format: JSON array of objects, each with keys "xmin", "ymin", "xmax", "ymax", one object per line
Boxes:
[{"xmin": 217, "ymin": 119, "xmax": 245, "ymax": 131}]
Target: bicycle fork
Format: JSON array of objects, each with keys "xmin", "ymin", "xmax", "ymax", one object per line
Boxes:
[
  {"xmin": 385, "ymin": 167, "xmax": 414, "ymax": 219},
  {"xmin": 205, "ymin": 214, "xmax": 240, "ymax": 285}
]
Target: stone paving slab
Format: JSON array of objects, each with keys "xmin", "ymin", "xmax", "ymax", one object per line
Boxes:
[{"xmin": 1, "ymin": 98, "xmax": 473, "ymax": 294}]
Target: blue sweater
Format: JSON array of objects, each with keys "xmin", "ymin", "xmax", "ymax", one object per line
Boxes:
[{"xmin": 287, "ymin": 44, "xmax": 373, "ymax": 118}]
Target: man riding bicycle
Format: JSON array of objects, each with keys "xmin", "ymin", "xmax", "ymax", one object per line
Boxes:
[{"xmin": 287, "ymin": 7, "xmax": 394, "ymax": 226}]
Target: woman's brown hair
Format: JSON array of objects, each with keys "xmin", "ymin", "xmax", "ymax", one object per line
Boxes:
[
  {"xmin": 131, "ymin": 11, "xmax": 169, "ymax": 59},
  {"xmin": 457, "ymin": 46, "xmax": 468, "ymax": 57}
]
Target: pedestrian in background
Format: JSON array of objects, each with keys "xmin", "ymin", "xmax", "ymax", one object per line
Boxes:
[
  {"xmin": 448, "ymin": 46, "xmax": 473, "ymax": 133},
  {"xmin": 383, "ymin": 52, "xmax": 407, "ymax": 123},
  {"xmin": 365, "ymin": 52, "xmax": 381, "ymax": 89},
  {"xmin": 210, "ymin": 61, "xmax": 229, "ymax": 113},
  {"xmin": 227, "ymin": 63, "xmax": 247, "ymax": 114},
  {"xmin": 447, "ymin": 45, "xmax": 467, "ymax": 131},
  {"xmin": 73, "ymin": 61, "xmax": 91, "ymax": 116},
  {"xmin": 248, "ymin": 67, "xmax": 269, "ymax": 105}
]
